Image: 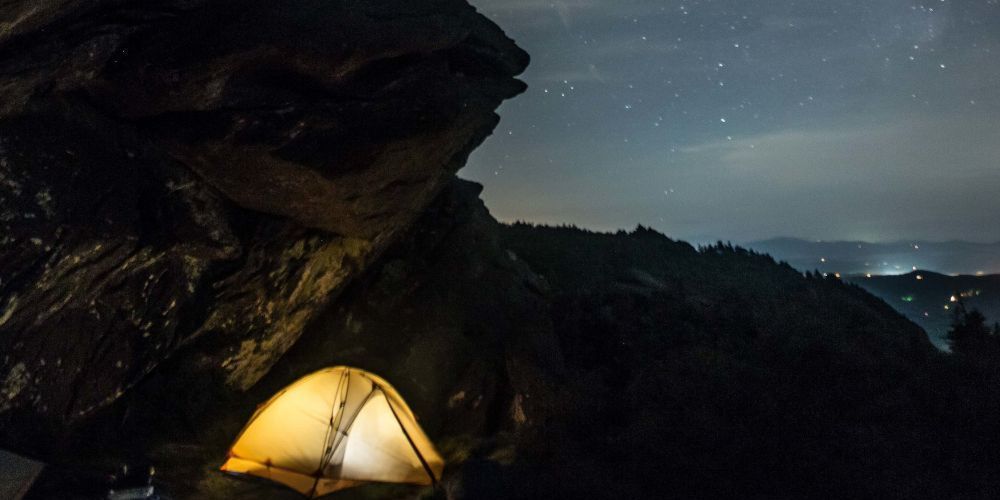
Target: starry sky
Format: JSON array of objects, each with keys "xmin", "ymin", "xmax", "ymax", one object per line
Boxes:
[{"xmin": 461, "ymin": 0, "xmax": 1000, "ymax": 244}]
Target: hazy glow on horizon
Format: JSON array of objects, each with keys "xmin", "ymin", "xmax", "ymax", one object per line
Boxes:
[{"xmin": 462, "ymin": 0, "xmax": 1000, "ymax": 243}]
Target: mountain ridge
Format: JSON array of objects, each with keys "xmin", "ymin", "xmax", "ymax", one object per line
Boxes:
[{"xmin": 747, "ymin": 237, "xmax": 1000, "ymax": 276}]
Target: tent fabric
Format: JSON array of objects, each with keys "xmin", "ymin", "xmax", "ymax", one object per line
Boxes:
[{"xmin": 221, "ymin": 367, "xmax": 444, "ymax": 498}]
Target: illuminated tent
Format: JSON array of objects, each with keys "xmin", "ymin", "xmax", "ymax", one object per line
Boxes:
[{"xmin": 221, "ymin": 367, "xmax": 444, "ymax": 498}]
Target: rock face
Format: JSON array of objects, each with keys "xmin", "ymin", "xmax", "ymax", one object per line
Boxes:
[
  {"xmin": 270, "ymin": 180, "xmax": 565, "ymax": 442},
  {"xmin": 0, "ymin": 0, "xmax": 527, "ymax": 447},
  {"xmin": 106, "ymin": 179, "xmax": 568, "ymax": 499}
]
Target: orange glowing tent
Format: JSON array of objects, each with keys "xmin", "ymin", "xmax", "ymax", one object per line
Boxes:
[{"xmin": 221, "ymin": 367, "xmax": 444, "ymax": 498}]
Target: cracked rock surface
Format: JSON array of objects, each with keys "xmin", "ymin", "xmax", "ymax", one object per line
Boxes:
[{"xmin": 0, "ymin": 0, "xmax": 527, "ymax": 448}]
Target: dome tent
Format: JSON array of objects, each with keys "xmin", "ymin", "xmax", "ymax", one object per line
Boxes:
[{"xmin": 221, "ymin": 367, "xmax": 444, "ymax": 498}]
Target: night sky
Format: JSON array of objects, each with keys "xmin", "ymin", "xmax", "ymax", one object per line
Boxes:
[{"xmin": 461, "ymin": 0, "xmax": 1000, "ymax": 244}]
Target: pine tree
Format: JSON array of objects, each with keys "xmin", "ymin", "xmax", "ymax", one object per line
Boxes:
[{"xmin": 947, "ymin": 300, "xmax": 996, "ymax": 359}]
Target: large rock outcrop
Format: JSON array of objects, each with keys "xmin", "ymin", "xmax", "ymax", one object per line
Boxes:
[
  {"xmin": 0, "ymin": 0, "xmax": 527, "ymax": 447},
  {"xmin": 91, "ymin": 179, "xmax": 569, "ymax": 499}
]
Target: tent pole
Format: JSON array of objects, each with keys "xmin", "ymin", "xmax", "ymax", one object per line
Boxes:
[
  {"xmin": 377, "ymin": 385, "xmax": 439, "ymax": 489},
  {"xmin": 309, "ymin": 368, "xmax": 350, "ymax": 498}
]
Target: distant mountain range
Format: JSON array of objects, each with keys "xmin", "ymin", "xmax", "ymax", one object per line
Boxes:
[
  {"xmin": 746, "ymin": 238, "xmax": 1000, "ymax": 349},
  {"xmin": 747, "ymin": 237, "xmax": 1000, "ymax": 276}
]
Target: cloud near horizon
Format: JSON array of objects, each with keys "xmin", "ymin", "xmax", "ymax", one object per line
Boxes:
[{"xmin": 463, "ymin": 0, "xmax": 1000, "ymax": 243}]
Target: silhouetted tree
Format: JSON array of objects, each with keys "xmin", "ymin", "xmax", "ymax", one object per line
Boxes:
[{"xmin": 948, "ymin": 300, "xmax": 999, "ymax": 361}]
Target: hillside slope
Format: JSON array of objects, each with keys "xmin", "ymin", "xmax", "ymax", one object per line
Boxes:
[
  {"xmin": 27, "ymin": 180, "xmax": 1000, "ymax": 499},
  {"xmin": 496, "ymin": 225, "xmax": 990, "ymax": 498},
  {"xmin": 846, "ymin": 271, "xmax": 1000, "ymax": 349}
]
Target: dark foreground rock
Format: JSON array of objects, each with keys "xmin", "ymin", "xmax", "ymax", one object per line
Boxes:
[{"xmin": 0, "ymin": 0, "xmax": 526, "ymax": 448}]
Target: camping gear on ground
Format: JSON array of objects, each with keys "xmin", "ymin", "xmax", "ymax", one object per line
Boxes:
[
  {"xmin": 106, "ymin": 462, "xmax": 158, "ymax": 499},
  {"xmin": 0, "ymin": 449, "xmax": 45, "ymax": 500},
  {"xmin": 221, "ymin": 366, "xmax": 444, "ymax": 498},
  {"xmin": 107, "ymin": 485, "xmax": 158, "ymax": 500}
]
